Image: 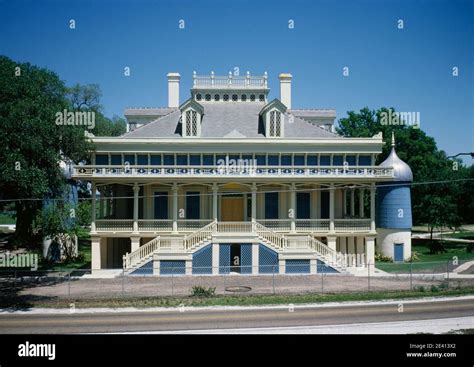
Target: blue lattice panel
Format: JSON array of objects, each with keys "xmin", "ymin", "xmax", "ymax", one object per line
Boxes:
[
  {"xmin": 193, "ymin": 244, "xmax": 212, "ymax": 274},
  {"xmin": 259, "ymin": 245, "xmax": 279, "ymax": 274},
  {"xmin": 286, "ymin": 259, "xmax": 310, "ymax": 274},
  {"xmin": 219, "ymin": 244, "xmax": 230, "ymax": 274},
  {"xmin": 317, "ymin": 259, "xmax": 339, "ymax": 273},
  {"xmin": 130, "ymin": 259, "xmax": 153, "ymax": 275},
  {"xmin": 160, "ymin": 260, "xmax": 186, "ymax": 275},
  {"xmin": 241, "ymin": 244, "xmax": 252, "ymax": 274}
]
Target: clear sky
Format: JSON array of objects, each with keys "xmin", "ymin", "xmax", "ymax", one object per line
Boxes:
[{"xmin": 0, "ymin": 0, "xmax": 472, "ymax": 163}]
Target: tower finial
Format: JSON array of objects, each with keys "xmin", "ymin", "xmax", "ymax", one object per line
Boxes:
[{"xmin": 391, "ymin": 131, "xmax": 395, "ymax": 147}]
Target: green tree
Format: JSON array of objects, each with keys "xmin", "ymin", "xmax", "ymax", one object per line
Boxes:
[
  {"xmin": 0, "ymin": 56, "xmax": 91, "ymax": 246},
  {"xmin": 337, "ymin": 107, "xmax": 466, "ymax": 227}
]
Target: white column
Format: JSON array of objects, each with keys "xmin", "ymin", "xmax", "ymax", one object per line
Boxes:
[
  {"xmin": 350, "ymin": 188, "xmax": 355, "ymax": 217},
  {"xmin": 359, "ymin": 189, "xmax": 364, "ymax": 218},
  {"xmin": 329, "ymin": 184, "xmax": 335, "ymax": 233},
  {"xmin": 212, "ymin": 243, "xmax": 219, "ymax": 275},
  {"xmin": 212, "ymin": 183, "xmax": 218, "ymax": 221},
  {"xmin": 370, "ymin": 183, "xmax": 376, "ymax": 233},
  {"xmin": 91, "ymin": 236, "xmax": 101, "ymax": 271},
  {"xmin": 91, "ymin": 182, "xmax": 97, "ymax": 233},
  {"xmin": 185, "ymin": 260, "xmax": 192, "ymax": 275},
  {"xmin": 290, "ymin": 183, "xmax": 296, "ymax": 233},
  {"xmin": 365, "ymin": 236, "xmax": 375, "ymax": 266},
  {"xmin": 172, "ymin": 183, "xmax": 178, "ymax": 233},
  {"xmin": 356, "ymin": 236, "xmax": 365, "ymax": 266},
  {"xmin": 153, "ymin": 260, "xmax": 160, "ymax": 275},
  {"xmin": 130, "ymin": 236, "xmax": 140, "ymax": 253},
  {"xmin": 252, "ymin": 243, "xmax": 259, "ymax": 274},
  {"xmin": 310, "ymin": 259, "xmax": 317, "ymax": 274},
  {"xmin": 327, "ymin": 236, "xmax": 337, "ymax": 251},
  {"xmin": 132, "ymin": 183, "xmax": 139, "ymax": 234},
  {"xmin": 343, "ymin": 188, "xmax": 347, "ymax": 217},
  {"xmin": 348, "ymin": 237, "xmax": 355, "ymax": 267},
  {"xmin": 251, "ymin": 183, "xmax": 257, "ymax": 222},
  {"xmin": 279, "ymin": 259, "xmax": 285, "ymax": 274}
]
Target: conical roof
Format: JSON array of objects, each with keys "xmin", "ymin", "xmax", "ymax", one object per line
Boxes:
[{"xmin": 379, "ymin": 132, "xmax": 413, "ymax": 182}]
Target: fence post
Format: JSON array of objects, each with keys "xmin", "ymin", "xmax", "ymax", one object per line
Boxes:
[
  {"xmin": 321, "ymin": 270, "xmax": 324, "ymax": 294},
  {"xmin": 272, "ymin": 265, "xmax": 275, "ymax": 295},
  {"xmin": 68, "ymin": 271, "xmax": 71, "ymax": 298},
  {"xmin": 446, "ymin": 259, "xmax": 450, "ymax": 289},
  {"xmin": 410, "ymin": 261, "xmax": 413, "ymax": 291},
  {"xmin": 367, "ymin": 261, "xmax": 370, "ymax": 292},
  {"xmin": 122, "ymin": 268, "xmax": 125, "ymax": 296},
  {"xmin": 171, "ymin": 264, "xmax": 174, "ymax": 296},
  {"xmin": 223, "ymin": 266, "xmax": 226, "ymax": 296}
]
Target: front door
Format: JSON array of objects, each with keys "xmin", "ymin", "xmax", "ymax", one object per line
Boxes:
[
  {"xmin": 394, "ymin": 243, "xmax": 404, "ymax": 262},
  {"xmin": 230, "ymin": 244, "xmax": 241, "ymax": 273},
  {"xmin": 221, "ymin": 196, "xmax": 244, "ymax": 221}
]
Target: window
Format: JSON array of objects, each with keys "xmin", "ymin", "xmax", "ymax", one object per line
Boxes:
[
  {"xmin": 259, "ymin": 94, "xmax": 265, "ymax": 102},
  {"xmin": 232, "ymin": 94, "xmax": 238, "ymax": 101},
  {"xmin": 297, "ymin": 193, "xmax": 311, "ymax": 219},
  {"xmin": 241, "ymin": 94, "xmax": 247, "ymax": 101},
  {"xmin": 333, "ymin": 155, "xmax": 343, "ymax": 166},
  {"xmin": 265, "ymin": 192, "xmax": 279, "ymax": 219},
  {"xmin": 250, "ymin": 94, "xmax": 256, "ymax": 101},
  {"xmin": 281, "ymin": 155, "xmax": 292, "ymax": 166},
  {"xmin": 359, "ymin": 155, "xmax": 372, "ymax": 166},
  {"xmin": 124, "ymin": 154, "xmax": 135, "ymax": 166},
  {"xmin": 223, "ymin": 94, "xmax": 229, "ymax": 101},
  {"xmin": 294, "ymin": 155, "xmax": 305, "ymax": 166},
  {"xmin": 307, "ymin": 155, "xmax": 318, "ymax": 166},
  {"xmin": 96, "ymin": 154, "xmax": 108, "ymax": 165},
  {"xmin": 137, "ymin": 154, "xmax": 148, "ymax": 165},
  {"xmin": 164, "ymin": 154, "xmax": 175, "ymax": 165},
  {"xmin": 190, "ymin": 155, "xmax": 201, "ymax": 165},
  {"xmin": 196, "ymin": 94, "xmax": 202, "ymax": 101},
  {"xmin": 185, "ymin": 110, "xmax": 198, "ymax": 137},
  {"xmin": 186, "ymin": 192, "xmax": 201, "ymax": 219},
  {"xmin": 345, "ymin": 155, "xmax": 356, "ymax": 166},
  {"xmin": 205, "ymin": 94, "xmax": 211, "ymax": 101},
  {"xmin": 177, "ymin": 154, "xmax": 188, "ymax": 165},
  {"xmin": 150, "ymin": 154, "xmax": 162, "ymax": 165},
  {"xmin": 320, "ymin": 155, "xmax": 331, "ymax": 166},
  {"xmin": 111, "ymin": 154, "xmax": 122, "ymax": 165},
  {"xmin": 269, "ymin": 110, "xmax": 282, "ymax": 137},
  {"xmin": 203, "ymin": 155, "xmax": 214, "ymax": 165},
  {"xmin": 214, "ymin": 94, "xmax": 220, "ymax": 101},
  {"xmin": 154, "ymin": 192, "xmax": 169, "ymax": 219}
]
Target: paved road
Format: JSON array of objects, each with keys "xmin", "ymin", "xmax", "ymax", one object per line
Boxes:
[{"xmin": 1, "ymin": 297, "xmax": 473, "ymax": 334}]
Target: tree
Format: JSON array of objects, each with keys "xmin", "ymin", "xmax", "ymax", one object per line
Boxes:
[
  {"xmin": 0, "ymin": 56, "xmax": 92, "ymax": 246},
  {"xmin": 337, "ymin": 107, "xmax": 467, "ymax": 227}
]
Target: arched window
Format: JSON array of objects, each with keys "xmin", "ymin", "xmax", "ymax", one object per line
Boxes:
[
  {"xmin": 259, "ymin": 94, "xmax": 265, "ymax": 102},
  {"xmin": 205, "ymin": 94, "xmax": 211, "ymax": 101},
  {"xmin": 196, "ymin": 94, "xmax": 202, "ymax": 101},
  {"xmin": 214, "ymin": 94, "xmax": 220, "ymax": 101},
  {"xmin": 250, "ymin": 94, "xmax": 256, "ymax": 102},
  {"xmin": 241, "ymin": 94, "xmax": 247, "ymax": 101},
  {"xmin": 223, "ymin": 94, "xmax": 229, "ymax": 101},
  {"xmin": 232, "ymin": 94, "xmax": 238, "ymax": 101}
]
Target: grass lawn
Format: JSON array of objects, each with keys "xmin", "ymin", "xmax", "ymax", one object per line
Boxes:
[
  {"xmin": 9, "ymin": 286, "xmax": 474, "ymax": 309},
  {"xmin": 376, "ymin": 240, "xmax": 474, "ymax": 273},
  {"xmin": 0, "ymin": 213, "xmax": 15, "ymax": 225},
  {"xmin": 445, "ymin": 231, "xmax": 474, "ymax": 240}
]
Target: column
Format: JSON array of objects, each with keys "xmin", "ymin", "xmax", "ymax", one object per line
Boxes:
[
  {"xmin": 251, "ymin": 183, "xmax": 257, "ymax": 222},
  {"xmin": 347, "ymin": 237, "xmax": 355, "ymax": 267},
  {"xmin": 310, "ymin": 259, "xmax": 317, "ymax": 274},
  {"xmin": 185, "ymin": 260, "xmax": 192, "ymax": 275},
  {"xmin": 279, "ymin": 259, "xmax": 285, "ymax": 274},
  {"xmin": 329, "ymin": 183, "xmax": 335, "ymax": 233},
  {"xmin": 356, "ymin": 237, "xmax": 365, "ymax": 266},
  {"xmin": 212, "ymin": 183, "xmax": 218, "ymax": 221},
  {"xmin": 359, "ymin": 189, "xmax": 364, "ymax": 218},
  {"xmin": 132, "ymin": 183, "xmax": 139, "ymax": 234},
  {"xmin": 252, "ymin": 243, "xmax": 259, "ymax": 274},
  {"xmin": 365, "ymin": 236, "xmax": 375, "ymax": 266},
  {"xmin": 212, "ymin": 243, "xmax": 219, "ymax": 275},
  {"xmin": 350, "ymin": 188, "xmax": 355, "ymax": 217},
  {"xmin": 130, "ymin": 236, "xmax": 140, "ymax": 253},
  {"xmin": 172, "ymin": 183, "xmax": 178, "ymax": 233},
  {"xmin": 370, "ymin": 183, "xmax": 376, "ymax": 232},
  {"xmin": 290, "ymin": 183, "xmax": 296, "ymax": 233},
  {"xmin": 91, "ymin": 236, "xmax": 101, "ymax": 271},
  {"xmin": 91, "ymin": 182, "xmax": 97, "ymax": 233},
  {"xmin": 343, "ymin": 188, "xmax": 347, "ymax": 217}
]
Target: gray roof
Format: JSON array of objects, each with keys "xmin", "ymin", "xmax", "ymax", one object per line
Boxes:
[
  {"xmin": 122, "ymin": 101, "xmax": 339, "ymax": 139},
  {"xmin": 289, "ymin": 109, "xmax": 336, "ymax": 118},
  {"xmin": 124, "ymin": 107, "xmax": 177, "ymax": 116}
]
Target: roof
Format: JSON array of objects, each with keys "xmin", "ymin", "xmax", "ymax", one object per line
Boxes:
[
  {"xmin": 379, "ymin": 133, "xmax": 413, "ymax": 182},
  {"xmin": 289, "ymin": 109, "xmax": 336, "ymax": 118},
  {"xmin": 121, "ymin": 102, "xmax": 340, "ymax": 139},
  {"xmin": 124, "ymin": 107, "xmax": 177, "ymax": 117}
]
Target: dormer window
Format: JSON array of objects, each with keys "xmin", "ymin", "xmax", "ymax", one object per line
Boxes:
[
  {"xmin": 269, "ymin": 111, "xmax": 282, "ymax": 137},
  {"xmin": 259, "ymin": 94, "xmax": 265, "ymax": 102},
  {"xmin": 214, "ymin": 94, "xmax": 220, "ymax": 101},
  {"xmin": 196, "ymin": 94, "xmax": 202, "ymax": 101},
  {"xmin": 223, "ymin": 94, "xmax": 229, "ymax": 101},
  {"xmin": 241, "ymin": 94, "xmax": 247, "ymax": 101},
  {"xmin": 250, "ymin": 94, "xmax": 256, "ymax": 101},
  {"xmin": 232, "ymin": 94, "xmax": 238, "ymax": 101},
  {"xmin": 185, "ymin": 110, "xmax": 198, "ymax": 137},
  {"xmin": 205, "ymin": 94, "xmax": 211, "ymax": 101}
]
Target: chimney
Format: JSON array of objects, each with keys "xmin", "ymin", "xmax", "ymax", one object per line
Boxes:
[
  {"xmin": 279, "ymin": 73, "xmax": 292, "ymax": 109},
  {"xmin": 167, "ymin": 72, "xmax": 180, "ymax": 108}
]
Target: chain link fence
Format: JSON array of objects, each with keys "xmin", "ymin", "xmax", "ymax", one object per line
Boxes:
[{"xmin": 0, "ymin": 259, "xmax": 473, "ymax": 306}]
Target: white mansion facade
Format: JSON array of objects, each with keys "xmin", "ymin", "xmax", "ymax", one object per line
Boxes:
[{"xmin": 72, "ymin": 72, "xmax": 412, "ymax": 275}]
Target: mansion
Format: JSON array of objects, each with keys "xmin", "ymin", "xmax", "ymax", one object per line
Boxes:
[{"xmin": 72, "ymin": 71, "xmax": 413, "ymax": 275}]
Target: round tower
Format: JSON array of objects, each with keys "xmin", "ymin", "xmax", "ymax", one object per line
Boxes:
[{"xmin": 376, "ymin": 132, "xmax": 413, "ymax": 261}]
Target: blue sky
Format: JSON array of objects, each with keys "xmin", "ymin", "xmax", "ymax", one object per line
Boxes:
[{"xmin": 0, "ymin": 0, "xmax": 472, "ymax": 163}]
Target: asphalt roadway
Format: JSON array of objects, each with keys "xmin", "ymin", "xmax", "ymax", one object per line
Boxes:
[{"xmin": 0, "ymin": 297, "xmax": 473, "ymax": 334}]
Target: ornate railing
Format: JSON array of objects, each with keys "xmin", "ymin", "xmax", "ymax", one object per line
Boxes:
[
  {"xmin": 72, "ymin": 165, "xmax": 394, "ymax": 179},
  {"xmin": 334, "ymin": 219, "xmax": 371, "ymax": 231},
  {"xmin": 184, "ymin": 220, "xmax": 217, "ymax": 251},
  {"xmin": 123, "ymin": 236, "xmax": 160, "ymax": 269},
  {"xmin": 216, "ymin": 221, "xmax": 253, "ymax": 233},
  {"xmin": 253, "ymin": 222, "xmax": 288, "ymax": 249},
  {"xmin": 193, "ymin": 74, "xmax": 267, "ymax": 88},
  {"xmin": 95, "ymin": 219, "xmax": 133, "ymax": 232}
]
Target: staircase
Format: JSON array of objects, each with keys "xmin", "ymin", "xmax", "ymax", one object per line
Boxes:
[{"xmin": 123, "ymin": 220, "xmax": 346, "ymax": 272}]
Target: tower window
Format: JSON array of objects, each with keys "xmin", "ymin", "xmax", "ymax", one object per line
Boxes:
[
  {"xmin": 196, "ymin": 94, "xmax": 202, "ymax": 101},
  {"xmin": 269, "ymin": 111, "xmax": 282, "ymax": 137},
  {"xmin": 223, "ymin": 94, "xmax": 229, "ymax": 101},
  {"xmin": 250, "ymin": 94, "xmax": 256, "ymax": 101},
  {"xmin": 232, "ymin": 94, "xmax": 238, "ymax": 101},
  {"xmin": 214, "ymin": 94, "xmax": 220, "ymax": 101},
  {"xmin": 205, "ymin": 94, "xmax": 211, "ymax": 101},
  {"xmin": 241, "ymin": 94, "xmax": 247, "ymax": 101},
  {"xmin": 259, "ymin": 94, "xmax": 265, "ymax": 102}
]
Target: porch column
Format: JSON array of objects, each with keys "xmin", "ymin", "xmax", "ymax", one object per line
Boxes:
[
  {"xmin": 350, "ymin": 188, "xmax": 355, "ymax": 217},
  {"xmin": 91, "ymin": 182, "xmax": 97, "ymax": 234},
  {"xmin": 365, "ymin": 236, "xmax": 375, "ymax": 267},
  {"xmin": 370, "ymin": 183, "xmax": 376, "ymax": 233},
  {"xmin": 132, "ymin": 183, "xmax": 139, "ymax": 234},
  {"xmin": 91, "ymin": 237, "xmax": 101, "ymax": 271},
  {"xmin": 347, "ymin": 237, "xmax": 355, "ymax": 267},
  {"xmin": 359, "ymin": 188, "xmax": 364, "ymax": 218},
  {"xmin": 172, "ymin": 183, "xmax": 178, "ymax": 233},
  {"xmin": 212, "ymin": 183, "xmax": 218, "ymax": 221},
  {"xmin": 329, "ymin": 183, "xmax": 335, "ymax": 233},
  {"xmin": 212, "ymin": 243, "xmax": 219, "ymax": 275},
  {"xmin": 130, "ymin": 236, "xmax": 140, "ymax": 252},
  {"xmin": 251, "ymin": 183, "xmax": 257, "ymax": 222},
  {"xmin": 343, "ymin": 188, "xmax": 347, "ymax": 216},
  {"xmin": 290, "ymin": 183, "xmax": 296, "ymax": 233}
]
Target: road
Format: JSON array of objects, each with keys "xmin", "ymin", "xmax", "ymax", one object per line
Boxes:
[{"xmin": 0, "ymin": 297, "xmax": 473, "ymax": 334}]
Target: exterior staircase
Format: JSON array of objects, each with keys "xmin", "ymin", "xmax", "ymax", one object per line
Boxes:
[{"xmin": 123, "ymin": 220, "xmax": 347, "ymax": 273}]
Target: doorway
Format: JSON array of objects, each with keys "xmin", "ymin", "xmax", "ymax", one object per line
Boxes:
[
  {"xmin": 221, "ymin": 195, "xmax": 244, "ymax": 221},
  {"xmin": 230, "ymin": 244, "xmax": 241, "ymax": 273}
]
